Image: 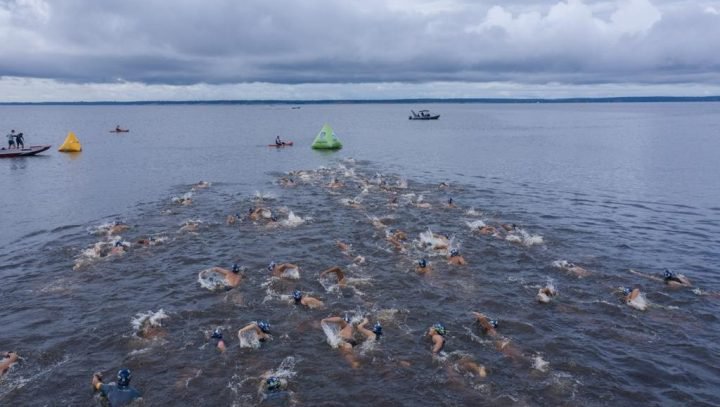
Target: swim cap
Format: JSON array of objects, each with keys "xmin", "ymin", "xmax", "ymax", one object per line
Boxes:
[
  {"xmin": 450, "ymin": 248, "xmax": 459, "ymax": 257},
  {"xmin": 114, "ymin": 241, "xmax": 124, "ymax": 248},
  {"xmin": 622, "ymin": 287, "xmax": 631, "ymax": 296},
  {"xmin": 433, "ymin": 323, "xmax": 446, "ymax": 336},
  {"xmin": 292, "ymin": 290, "xmax": 302, "ymax": 302},
  {"xmin": 232, "ymin": 264, "xmax": 240, "ymax": 273},
  {"xmin": 268, "ymin": 261, "xmax": 276, "ymax": 271},
  {"xmin": 271, "ymin": 216, "xmax": 278, "ymax": 222},
  {"xmin": 266, "ymin": 376, "xmax": 281, "ymax": 391},
  {"xmin": 664, "ymin": 269, "xmax": 675, "ymax": 279},
  {"xmin": 211, "ymin": 328, "xmax": 223, "ymax": 340},
  {"xmin": 257, "ymin": 320, "xmax": 271, "ymax": 333},
  {"xmin": 343, "ymin": 313, "xmax": 351, "ymax": 323},
  {"xmin": 373, "ymin": 322, "xmax": 383, "ymax": 337},
  {"xmin": 490, "ymin": 320, "xmax": 498, "ymax": 329},
  {"xmin": 117, "ymin": 369, "xmax": 131, "ymax": 387},
  {"xmin": 418, "ymin": 259, "xmax": 427, "ymax": 268},
  {"xmin": 448, "ymin": 198, "xmax": 453, "ymax": 205}
]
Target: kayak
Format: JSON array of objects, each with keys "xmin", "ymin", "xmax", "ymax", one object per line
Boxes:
[
  {"xmin": 109, "ymin": 129, "xmax": 130, "ymax": 133},
  {"xmin": 0, "ymin": 145, "xmax": 51, "ymax": 158},
  {"xmin": 268, "ymin": 141, "xmax": 294, "ymax": 147}
]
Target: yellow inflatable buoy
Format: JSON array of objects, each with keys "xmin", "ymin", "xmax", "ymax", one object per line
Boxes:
[{"xmin": 58, "ymin": 131, "xmax": 82, "ymax": 152}]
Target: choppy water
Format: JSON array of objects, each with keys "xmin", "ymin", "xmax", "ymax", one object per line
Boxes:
[{"xmin": 1, "ymin": 103, "xmax": 719, "ymax": 406}]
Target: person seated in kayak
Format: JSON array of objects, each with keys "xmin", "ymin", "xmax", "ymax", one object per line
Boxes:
[
  {"xmin": 320, "ymin": 266, "xmax": 347, "ymax": 287},
  {"xmin": 15, "ymin": 132, "xmax": 24, "ymax": 149},
  {"xmin": 92, "ymin": 368, "xmax": 142, "ymax": 407},
  {"xmin": 447, "ymin": 248, "xmax": 466, "ymax": 266},
  {"xmin": 116, "ymin": 125, "xmax": 122, "ymax": 131},
  {"xmin": 1, "ymin": 351, "xmax": 19, "ymax": 377},
  {"xmin": 275, "ymin": 136, "xmax": 284, "ymax": 146},
  {"xmin": 426, "ymin": 323, "xmax": 447, "ymax": 355},
  {"xmin": 663, "ymin": 269, "xmax": 691, "ymax": 287},
  {"xmin": 292, "ymin": 289, "xmax": 324, "ymax": 309}
]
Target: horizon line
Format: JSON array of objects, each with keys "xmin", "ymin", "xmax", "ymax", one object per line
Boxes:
[{"xmin": 1, "ymin": 96, "xmax": 719, "ymax": 105}]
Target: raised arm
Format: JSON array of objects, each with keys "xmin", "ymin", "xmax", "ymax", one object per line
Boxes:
[{"xmin": 356, "ymin": 318, "xmax": 375, "ymax": 340}]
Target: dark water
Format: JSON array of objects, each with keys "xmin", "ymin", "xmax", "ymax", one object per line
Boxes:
[{"xmin": 1, "ymin": 103, "xmax": 719, "ymax": 406}]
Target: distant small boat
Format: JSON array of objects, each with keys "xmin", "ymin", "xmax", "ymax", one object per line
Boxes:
[
  {"xmin": 110, "ymin": 129, "xmax": 130, "ymax": 133},
  {"xmin": 0, "ymin": 145, "xmax": 51, "ymax": 158},
  {"xmin": 269, "ymin": 141, "xmax": 294, "ymax": 147},
  {"xmin": 409, "ymin": 110, "xmax": 440, "ymax": 120}
]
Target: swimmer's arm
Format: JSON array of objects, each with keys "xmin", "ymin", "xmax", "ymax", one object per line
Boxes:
[
  {"xmin": 238, "ymin": 324, "xmax": 262, "ymax": 335},
  {"xmin": 321, "ymin": 266, "xmax": 344, "ymax": 280},
  {"xmin": 356, "ymin": 323, "xmax": 375, "ymax": 340},
  {"xmin": 431, "ymin": 336, "xmax": 444, "ymax": 354},
  {"xmin": 321, "ymin": 317, "xmax": 346, "ymax": 327},
  {"xmin": 212, "ymin": 267, "xmax": 230, "ymax": 276},
  {"xmin": 627, "ymin": 269, "xmax": 664, "ymax": 283}
]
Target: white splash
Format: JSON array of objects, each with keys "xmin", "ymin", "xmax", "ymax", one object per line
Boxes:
[
  {"xmin": 532, "ymin": 354, "xmax": 550, "ymax": 372},
  {"xmin": 280, "ymin": 211, "xmax": 306, "ymax": 227},
  {"xmin": 506, "ymin": 228, "xmax": 544, "ymax": 246},
  {"xmin": 465, "ymin": 219, "xmax": 486, "ymax": 230},
  {"xmin": 131, "ymin": 309, "xmax": 169, "ymax": 333},
  {"xmin": 198, "ymin": 268, "xmax": 229, "ymax": 291}
]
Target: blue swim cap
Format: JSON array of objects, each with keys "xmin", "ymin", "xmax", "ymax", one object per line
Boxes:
[
  {"xmin": 271, "ymin": 216, "xmax": 278, "ymax": 222},
  {"xmin": 418, "ymin": 259, "xmax": 427, "ymax": 268},
  {"xmin": 268, "ymin": 261, "xmax": 276, "ymax": 271},
  {"xmin": 490, "ymin": 320, "xmax": 498, "ymax": 329},
  {"xmin": 292, "ymin": 290, "xmax": 302, "ymax": 302},
  {"xmin": 450, "ymin": 248, "xmax": 459, "ymax": 257},
  {"xmin": 664, "ymin": 269, "xmax": 675, "ymax": 279},
  {"xmin": 622, "ymin": 287, "xmax": 631, "ymax": 296},
  {"xmin": 448, "ymin": 198, "xmax": 453, "ymax": 205},
  {"xmin": 433, "ymin": 323, "xmax": 446, "ymax": 336},
  {"xmin": 114, "ymin": 241, "xmax": 123, "ymax": 248},
  {"xmin": 117, "ymin": 369, "xmax": 131, "ymax": 387},
  {"xmin": 235, "ymin": 213, "xmax": 241, "ymax": 218},
  {"xmin": 257, "ymin": 320, "xmax": 271, "ymax": 333},
  {"xmin": 266, "ymin": 376, "xmax": 281, "ymax": 391},
  {"xmin": 232, "ymin": 264, "xmax": 240, "ymax": 273},
  {"xmin": 373, "ymin": 322, "xmax": 383, "ymax": 337},
  {"xmin": 211, "ymin": 328, "xmax": 223, "ymax": 340}
]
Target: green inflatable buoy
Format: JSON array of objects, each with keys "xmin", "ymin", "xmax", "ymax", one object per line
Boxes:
[{"xmin": 311, "ymin": 124, "xmax": 342, "ymax": 150}]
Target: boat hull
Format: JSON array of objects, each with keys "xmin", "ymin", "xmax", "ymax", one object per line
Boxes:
[
  {"xmin": 0, "ymin": 145, "xmax": 51, "ymax": 158},
  {"xmin": 409, "ymin": 115, "xmax": 440, "ymax": 120}
]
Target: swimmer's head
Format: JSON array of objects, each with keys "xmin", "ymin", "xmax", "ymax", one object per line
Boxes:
[
  {"xmin": 373, "ymin": 322, "xmax": 383, "ymax": 337},
  {"xmin": 664, "ymin": 269, "xmax": 675, "ymax": 279},
  {"xmin": 292, "ymin": 290, "xmax": 302, "ymax": 302},
  {"xmin": 418, "ymin": 259, "xmax": 427, "ymax": 268},
  {"xmin": 622, "ymin": 287, "xmax": 632, "ymax": 296},
  {"xmin": 266, "ymin": 376, "xmax": 281, "ymax": 391},
  {"xmin": 114, "ymin": 241, "xmax": 124, "ymax": 248},
  {"xmin": 211, "ymin": 328, "xmax": 223, "ymax": 340},
  {"xmin": 432, "ymin": 323, "xmax": 446, "ymax": 336},
  {"xmin": 232, "ymin": 264, "xmax": 240, "ymax": 274},
  {"xmin": 448, "ymin": 198, "xmax": 453, "ymax": 205},
  {"xmin": 442, "ymin": 233, "xmax": 450, "ymax": 239},
  {"xmin": 270, "ymin": 216, "xmax": 278, "ymax": 222},
  {"xmin": 450, "ymin": 248, "xmax": 460, "ymax": 257},
  {"xmin": 117, "ymin": 369, "xmax": 131, "ymax": 387},
  {"xmin": 268, "ymin": 261, "xmax": 276, "ymax": 271},
  {"xmin": 257, "ymin": 320, "xmax": 271, "ymax": 333},
  {"xmin": 234, "ymin": 213, "xmax": 240, "ymax": 218},
  {"xmin": 490, "ymin": 320, "xmax": 498, "ymax": 329}
]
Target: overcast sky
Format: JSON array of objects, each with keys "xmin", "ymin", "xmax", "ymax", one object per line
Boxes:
[{"xmin": 1, "ymin": 0, "xmax": 719, "ymax": 101}]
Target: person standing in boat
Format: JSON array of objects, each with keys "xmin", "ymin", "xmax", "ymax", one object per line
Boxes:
[
  {"xmin": 7, "ymin": 130, "xmax": 16, "ymax": 149},
  {"xmin": 15, "ymin": 132, "xmax": 24, "ymax": 149}
]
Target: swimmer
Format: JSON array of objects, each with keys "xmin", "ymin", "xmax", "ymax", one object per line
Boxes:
[
  {"xmin": 447, "ymin": 197, "xmax": 456, "ymax": 208},
  {"xmin": 336, "ymin": 240, "xmax": 351, "ymax": 253},
  {"xmin": 371, "ymin": 217, "xmax": 387, "ymax": 229},
  {"xmin": 238, "ymin": 320, "xmax": 271, "ymax": 342},
  {"xmin": 1, "ymin": 351, "xmax": 19, "ymax": 377},
  {"xmin": 327, "ymin": 177, "xmax": 344, "ymax": 189},
  {"xmin": 209, "ymin": 264, "xmax": 244, "ymax": 288},
  {"xmin": 179, "ymin": 220, "xmax": 200, "ymax": 232},
  {"xmin": 388, "ymin": 195, "xmax": 399, "ymax": 207},
  {"xmin": 415, "ymin": 201, "xmax": 432, "ymax": 209},
  {"xmin": 249, "ymin": 207, "xmax": 272, "ymax": 221},
  {"xmin": 357, "ymin": 318, "xmax": 383, "ymax": 342},
  {"xmin": 110, "ymin": 240, "xmax": 128, "ymax": 256},
  {"xmin": 292, "ymin": 290, "xmax": 324, "ymax": 309},
  {"xmin": 226, "ymin": 213, "xmax": 241, "ymax": 225},
  {"xmin": 92, "ymin": 369, "xmax": 142, "ymax": 406},
  {"xmin": 431, "ymin": 233, "xmax": 450, "ymax": 250},
  {"xmin": 416, "ymin": 258, "xmax": 431, "ymax": 274},
  {"xmin": 471, "ymin": 312, "xmax": 498, "ymax": 337},
  {"xmin": 279, "ymin": 177, "xmax": 296, "ymax": 187},
  {"xmin": 269, "ymin": 261, "xmax": 300, "ymax": 279},
  {"xmin": 426, "ymin": 323, "xmax": 447, "ymax": 355},
  {"xmin": 501, "ymin": 223, "xmax": 517, "ymax": 232},
  {"xmin": 536, "ymin": 284, "xmax": 557, "ymax": 303},
  {"xmin": 477, "ymin": 225, "xmax": 498, "ymax": 236},
  {"xmin": 321, "ymin": 315, "xmax": 361, "ymax": 367},
  {"xmin": 211, "ymin": 328, "xmax": 226, "ymax": 352},
  {"xmin": 260, "ymin": 375, "xmax": 289, "ymax": 396},
  {"xmin": 439, "ymin": 182, "xmax": 449, "ymax": 189},
  {"xmin": 447, "ymin": 248, "xmax": 466, "ymax": 266},
  {"xmin": 193, "ymin": 180, "xmax": 210, "ymax": 189},
  {"xmin": 664, "ymin": 269, "xmax": 692, "ymax": 288},
  {"xmin": 320, "ymin": 266, "xmax": 347, "ymax": 288},
  {"xmin": 109, "ymin": 221, "xmax": 129, "ymax": 235},
  {"xmin": 622, "ymin": 287, "xmax": 646, "ymax": 310},
  {"xmin": 387, "ymin": 229, "xmax": 407, "ymax": 251}
]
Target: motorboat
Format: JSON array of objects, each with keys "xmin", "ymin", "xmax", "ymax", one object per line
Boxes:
[{"xmin": 409, "ymin": 110, "xmax": 440, "ymax": 120}]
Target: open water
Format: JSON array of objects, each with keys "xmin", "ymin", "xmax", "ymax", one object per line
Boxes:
[{"xmin": 0, "ymin": 103, "xmax": 719, "ymax": 406}]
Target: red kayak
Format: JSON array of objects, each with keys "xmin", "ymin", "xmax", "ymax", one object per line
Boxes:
[{"xmin": 268, "ymin": 141, "xmax": 294, "ymax": 147}]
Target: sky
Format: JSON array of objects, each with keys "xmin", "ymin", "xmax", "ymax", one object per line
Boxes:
[{"xmin": 0, "ymin": 0, "xmax": 719, "ymax": 101}]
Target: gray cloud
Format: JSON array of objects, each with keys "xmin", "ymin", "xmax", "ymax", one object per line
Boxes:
[{"xmin": 0, "ymin": 0, "xmax": 719, "ymax": 91}]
